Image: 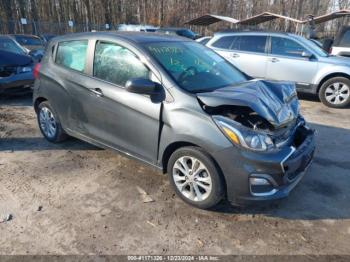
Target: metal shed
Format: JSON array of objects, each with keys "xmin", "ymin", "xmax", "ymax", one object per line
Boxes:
[
  {"xmin": 185, "ymin": 14, "xmax": 239, "ymax": 26},
  {"xmin": 306, "ymin": 9, "xmax": 350, "ymax": 24},
  {"xmin": 237, "ymin": 12, "xmax": 303, "ymax": 25}
]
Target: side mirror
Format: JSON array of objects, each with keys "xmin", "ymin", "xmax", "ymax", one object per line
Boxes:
[
  {"xmin": 301, "ymin": 51, "xmax": 313, "ymax": 58},
  {"xmin": 125, "ymin": 78, "xmax": 157, "ymax": 95},
  {"xmin": 29, "ymin": 49, "xmax": 44, "ymax": 62}
]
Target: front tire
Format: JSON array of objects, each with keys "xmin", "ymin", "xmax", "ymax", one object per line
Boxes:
[
  {"xmin": 37, "ymin": 101, "xmax": 67, "ymax": 143},
  {"xmin": 319, "ymin": 77, "xmax": 350, "ymax": 108},
  {"xmin": 167, "ymin": 146, "xmax": 224, "ymax": 209}
]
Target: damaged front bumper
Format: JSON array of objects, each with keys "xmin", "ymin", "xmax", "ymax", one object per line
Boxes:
[{"xmin": 212, "ymin": 125, "xmax": 315, "ymax": 205}]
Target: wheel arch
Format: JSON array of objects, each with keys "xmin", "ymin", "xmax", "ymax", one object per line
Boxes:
[
  {"xmin": 161, "ymin": 141, "xmax": 228, "ymax": 197},
  {"xmin": 34, "ymin": 97, "xmax": 48, "ymax": 113},
  {"xmin": 317, "ymin": 72, "xmax": 350, "ymax": 93}
]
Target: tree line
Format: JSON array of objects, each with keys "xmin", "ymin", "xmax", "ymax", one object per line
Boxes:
[{"xmin": 0, "ymin": 0, "xmax": 349, "ymax": 35}]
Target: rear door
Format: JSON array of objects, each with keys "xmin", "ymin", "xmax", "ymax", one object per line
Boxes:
[
  {"xmin": 266, "ymin": 36, "xmax": 318, "ymax": 88},
  {"xmin": 211, "ymin": 35, "xmax": 268, "ymax": 78},
  {"xmin": 70, "ymin": 40, "xmax": 163, "ymax": 164},
  {"xmin": 51, "ymin": 39, "xmax": 90, "ymax": 132},
  {"xmin": 232, "ymin": 35, "xmax": 268, "ymax": 78}
]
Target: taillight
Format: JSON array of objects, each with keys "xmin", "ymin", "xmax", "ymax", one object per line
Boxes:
[{"xmin": 33, "ymin": 63, "xmax": 41, "ymax": 79}]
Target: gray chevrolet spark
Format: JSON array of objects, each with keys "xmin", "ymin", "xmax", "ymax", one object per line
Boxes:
[{"xmin": 33, "ymin": 32, "xmax": 315, "ymax": 209}]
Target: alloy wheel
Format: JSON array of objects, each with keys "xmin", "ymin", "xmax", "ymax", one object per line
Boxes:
[
  {"xmin": 39, "ymin": 107, "xmax": 57, "ymax": 139},
  {"xmin": 325, "ymin": 82, "xmax": 350, "ymax": 105},
  {"xmin": 172, "ymin": 156, "xmax": 212, "ymax": 202}
]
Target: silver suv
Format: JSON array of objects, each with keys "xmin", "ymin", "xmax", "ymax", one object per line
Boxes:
[{"xmin": 207, "ymin": 31, "xmax": 350, "ymax": 108}]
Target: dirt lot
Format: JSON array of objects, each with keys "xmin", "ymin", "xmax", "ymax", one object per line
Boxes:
[{"xmin": 0, "ymin": 94, "xmax": 349, "ymax": 255}]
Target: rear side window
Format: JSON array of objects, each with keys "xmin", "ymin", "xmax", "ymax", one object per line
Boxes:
[
  {"xmin": 211, "ymin": 36, "xmax": 237, "ymax": 49},
  {"xmin": 339, "ymin": 31, "xmax": 350, "ymax": 47},
  {"xmin": 239, "ymin": 36, "xmax": 267, "ymax": 53},
  {"xmin": 271, "ymin": 37, "xmax": 307, "ymax": 57},
  {"xmin": 56, "ymin": 40, "xmax": 88, "ymax": 72},
  {"xmin": 93, "ymin": 41, "xmax": 149, "ymax": 87},
  {"xmin": 198, "ymin": 38, "xmax": 211, "ymax": 45}
]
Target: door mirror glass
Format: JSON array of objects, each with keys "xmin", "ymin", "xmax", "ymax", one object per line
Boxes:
[
  {"xmin": 125, "ymin": 78, "xmax": 156, "ymax": 94},
  {"xmin": 301, "ymin": 51, "xmax": 313, "ymax": 58}
]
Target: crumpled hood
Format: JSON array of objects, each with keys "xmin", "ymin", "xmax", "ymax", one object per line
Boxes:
[{"xmin": 197, "ymin": 80, "xmax": 300, "ymax": 128}]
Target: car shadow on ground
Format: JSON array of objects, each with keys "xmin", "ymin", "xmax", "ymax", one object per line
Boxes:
[
  {"xmin": 0, "ymin": 137, "xmax": 101, "ymax": 151},
  {"xmin": 298, "ymin": 92, "xmax": 320, "ymax": 102},
  {"xmin": 211, "ymin": 122, "xmax": 350, "ymax": 220},
  {"xmin": 0, "ymin": 93, "xmax": 33, "ymax": 107}
]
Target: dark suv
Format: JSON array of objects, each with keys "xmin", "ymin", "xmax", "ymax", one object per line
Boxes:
[
  {"xmin": 33, "ymin": 32, "xmax": 315, "ymax": 209},
  {"xmin": 157, "ymin": 28, "xmax": 198, "ymax": 39}
]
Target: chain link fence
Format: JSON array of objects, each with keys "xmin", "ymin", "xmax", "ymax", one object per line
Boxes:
[{"xmin": 0, "ymin": 19, "xmax": 114, "ymax": 35}]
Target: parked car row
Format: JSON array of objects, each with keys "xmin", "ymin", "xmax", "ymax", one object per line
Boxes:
[
  {"xmin": 0, "ymin": 33, "xmax": 55, "ymax": 95},
  {"xmin": 2, "ymin": 28, "xmax": 349, "ymax": 208}
]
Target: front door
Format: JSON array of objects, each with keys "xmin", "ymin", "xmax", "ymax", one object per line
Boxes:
[
  {"xmin": 266, "ymin": 36, "xmax": 318, "ymax": 89},
  {"xmin": 71, "ymin": 40, "xmax": 163, "ymax": 164}
]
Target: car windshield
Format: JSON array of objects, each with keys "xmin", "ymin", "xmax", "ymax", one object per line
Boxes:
[
  {"xmin": 144, "ymin": 41, "xmax": 247, "ymax": 93},
  {"xmin": 0, "ymin": 38, "xmax": 26, "ymax": 55},
  {"xmin": 14, "ymin": 35, "xmax": 43, "ymax": 46}
]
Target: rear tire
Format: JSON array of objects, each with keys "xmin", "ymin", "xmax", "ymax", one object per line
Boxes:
[
  {"xmin": 319, "ymin": 77, "xmax": 350, "ymax": 108},
  {"xmin": 37, "ymin": 101, "xmax": 67, "ymax": 143},
  {"xmin": 167, "ymin": 146, "xmax": 224, "ymax": 209}
]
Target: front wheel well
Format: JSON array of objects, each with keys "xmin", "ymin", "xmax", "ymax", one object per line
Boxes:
[
  {"xmin": 34, "ymin": 97, "xmax": 48, "ymax": 113},
  {"xmin": 317, "ymin": 73, "xmax": 350, "ymax": 93},
  {"xmin": 161, "ymin": 141, "xmax": 197, "ymax": 174},
  {"xmin": 161, "ymin": 142, "xmax": 228, "ymax": 199}
]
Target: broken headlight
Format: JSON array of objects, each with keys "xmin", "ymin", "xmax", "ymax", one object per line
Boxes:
[{"xmin": 213, "ymin": 116, "xmax": 274, "ymax": 151}]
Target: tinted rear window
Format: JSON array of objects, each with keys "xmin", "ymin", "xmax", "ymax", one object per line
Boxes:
[
  {"xmin": 239, "ymin": 36, "xmax": 267, "ymax": 53},
  {"xmin": 199, "ymin": 38, "xmax": 211, "ymax": 45},
  {"xmin": 211, "ymin": 36, "xmax": 236, "ymax": 49},
  {"xmin": 339, "ymin": 31, "xmax": 350, "ymax": 47}
]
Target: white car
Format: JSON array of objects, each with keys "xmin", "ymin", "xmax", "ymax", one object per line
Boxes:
[{"xmin": 206, "ymin": 31, "xmax": 350, "ymax": 108}]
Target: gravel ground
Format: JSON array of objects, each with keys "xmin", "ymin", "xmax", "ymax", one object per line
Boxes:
[{"xmin": 0, "ymin": 94, "xmax": 349, "ymax": 255}]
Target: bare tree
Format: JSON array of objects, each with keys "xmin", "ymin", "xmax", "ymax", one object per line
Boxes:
[{"xmin": 0, "ymin": 0, "xmax": 339, "ymax": 35}]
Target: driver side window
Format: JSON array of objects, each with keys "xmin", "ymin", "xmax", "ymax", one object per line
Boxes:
[
  {"xmin": 93, "ymin": 41, "xmax": 150, "ymax": 87},
  {"xmin": 271, "ymin": 37, "xmax": 307, "ymax": 58}
]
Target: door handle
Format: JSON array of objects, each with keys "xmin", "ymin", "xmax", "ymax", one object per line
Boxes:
[
  {"xmin": 91, "ymin": 88, "xmax": 103, "ymax": 97},
  {"xmin": 231, "ymin": 53, "xmax": 240, "ymax": 58},
  {"xmin": 270, "ymin": 57, "xmax": 279, "ymax": 63}
]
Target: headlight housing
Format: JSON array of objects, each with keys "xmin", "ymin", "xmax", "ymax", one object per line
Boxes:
[
  {"xmin": 213, "ymin": 115, "xmax": 274, "ymax": 151},
  {"xmin": 17, "ymin": 66, "xmax": 32, "ymax": 73}
]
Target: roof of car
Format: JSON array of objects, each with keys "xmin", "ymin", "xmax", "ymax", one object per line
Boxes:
[
  {"xmin": 214, "ymin": 30, "xmax": 291, "ymax": 36},
  {"xmin": 11, "ymin": 34, "xmax": 42, "ymax": 38},
  {"xmin": 52, "ymin": 31, "xmax": 191, "ymax": 43},
  {"xmin": 158, "ymin": 27, "xmax": 190, "ymax": 31}
]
